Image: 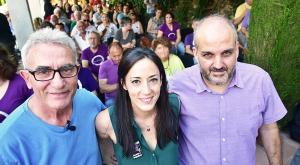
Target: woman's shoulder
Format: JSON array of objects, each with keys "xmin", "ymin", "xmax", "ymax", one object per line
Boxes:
[{"xmin": 168, "ymin": 93, "xmax": 180, "ymax": 115}]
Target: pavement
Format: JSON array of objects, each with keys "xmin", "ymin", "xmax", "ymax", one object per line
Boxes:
[{"xmin": 256, "ymin": 133, "xmax": 299, "ymax": 165}]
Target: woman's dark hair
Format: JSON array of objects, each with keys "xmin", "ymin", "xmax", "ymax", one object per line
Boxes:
[
  {"xmin": 165, "ymin": 12, "xmax": 175, "ymax": 20},
  {"xmin": 0, "ymin": 44, "xmax": 17, "ymax": 80},
  {"xmin": 115, "ymin": 47, "xmax": 178, "ymax": 157}
]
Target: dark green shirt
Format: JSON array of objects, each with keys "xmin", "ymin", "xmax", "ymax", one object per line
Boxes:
[{"xmin": 108, "ymin": 93, "xmax": 180, "ymax": 165}]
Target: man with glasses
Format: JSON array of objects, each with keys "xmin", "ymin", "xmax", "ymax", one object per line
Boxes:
[
  {"xmin": 0, "ymin": 28, "xmax": 106, "ymax": 164},
  {"xmin": 71, "ymin": 13, "xmax": 96, "ymax": 38}
]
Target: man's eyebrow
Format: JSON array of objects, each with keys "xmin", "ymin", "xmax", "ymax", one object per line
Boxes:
[
  {"xmin": 222, "ymin": 48, "xmax": 235, "ymax": 53},
  {"xmin": 34, "ymin": 66, "xmax": 51, "ymax": 70}
]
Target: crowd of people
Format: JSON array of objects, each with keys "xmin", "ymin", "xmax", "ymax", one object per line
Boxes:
[{"xmin": 1, "ymin": 0, "xmax": 298, "ymax": 164}]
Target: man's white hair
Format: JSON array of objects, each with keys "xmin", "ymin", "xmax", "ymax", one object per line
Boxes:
[{"xmin": 21, "ymin": 28, "xmax": 77, "ymax": 68}]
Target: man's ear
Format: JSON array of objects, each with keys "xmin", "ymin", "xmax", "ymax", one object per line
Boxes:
[{"xmin": 19, "ymin": 70, "xmax": 33, "ymax": 89}]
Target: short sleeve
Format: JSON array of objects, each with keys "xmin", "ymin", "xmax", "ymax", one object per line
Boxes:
[
  {"xmin": 98, "ymin": 62, "xmax": 108, "ymax": 79},
  {"xmin": 81, "ymin": 48, "xmax": 90, "ymax": 60},
  {"xmin": 262, "ymin": 73, "xmax": 287, "ymax": 124},
  {"xmin": 114, "ymin": 29, "xmax": 122, "ymax": 42}
]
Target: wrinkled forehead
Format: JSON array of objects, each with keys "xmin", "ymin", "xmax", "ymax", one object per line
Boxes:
[{"xmin": 26, "ymin": 43, "xmax": 75, "ymax": 68}]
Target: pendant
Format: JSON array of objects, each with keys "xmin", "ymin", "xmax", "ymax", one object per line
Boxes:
[{"xmin": 147, "ymin": 128, "xmax": 150, "ymax": 132}]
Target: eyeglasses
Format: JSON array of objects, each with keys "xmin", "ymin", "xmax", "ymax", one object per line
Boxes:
[
  {"xmin": 83, "ymin": 20, "xmax": 89, "ymax": 22},
  {"xmin": 27, "ymin": 64, "xmax": 80, "ymax": 81}
]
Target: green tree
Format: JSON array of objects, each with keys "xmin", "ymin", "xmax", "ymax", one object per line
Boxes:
[{"xmin": 247, "ymin": 0, "xmax": 300, "ymax": 127}]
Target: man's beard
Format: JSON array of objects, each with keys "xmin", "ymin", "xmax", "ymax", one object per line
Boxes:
[{"xmin": 200, "ymin": 65, "xmax": 235, "ymax": 86}]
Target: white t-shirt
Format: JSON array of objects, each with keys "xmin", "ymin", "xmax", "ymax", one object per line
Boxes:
[
  {"xmin": 132, "ymin": 21, "xmax": 143, "ymax": 34},
  {"xmin": 97, "ymin": 23, "xmax": 118, "ymax": 43}
]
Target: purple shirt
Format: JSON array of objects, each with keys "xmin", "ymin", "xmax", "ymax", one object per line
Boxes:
[
  {"xmin": 242, "ymin": 11, "xmax": 250, "ymax": 30},
  {"xmin": 81, "ymin": 44, "xmax": 108, "ymax": 77},
  {"xmin": 184, "ymin": 33, "xmax": 195, "ymax": 49},
  {"xmin": 78, "ymin": 68, "xmax": 98, "ymax": 92},
  {"xmin": 169, "ymin": 62, "xmax": 287, "ymax": 165},
  {"xmin": 159, "ymin": 22, "xmax": 180, "ymax": 42},
  {"xmin": 98, "ymin": 59, "xmax": 118, "ymax": 101},
  {"xmin": 0, "ymin": 74, "xmax": 32, "ymax": 123}
]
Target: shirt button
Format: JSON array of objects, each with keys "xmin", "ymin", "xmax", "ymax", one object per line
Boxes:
[
  {"xmin": 152, "ymin": 153, "xmax": 155, "ymax": 157},
  {"xmin": 221, "ymin": 96, "xmax": 224, "ymax": 99},
  {"xmin": 223, "ymin": 158, "xmax": 226, "ymax": 162},
  {"xmin": 222, "ymin": 138, "xmax": 226, "ymax": 142},
  {"xmin": 221, "ymin": 117, "xmax": 225, "ymax": 121}
]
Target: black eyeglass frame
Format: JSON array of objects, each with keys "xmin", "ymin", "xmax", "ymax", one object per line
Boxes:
[{"xmin": 27, "ymin": 65, "xmax": 80, "ymax": 81}]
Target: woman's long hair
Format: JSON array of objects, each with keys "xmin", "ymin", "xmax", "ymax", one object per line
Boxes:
[{"xmin": 115, "ymin": 47, "xmax": 178, "ymax": 157}]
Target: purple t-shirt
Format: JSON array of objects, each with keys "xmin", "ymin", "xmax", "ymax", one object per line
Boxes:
[
  {"xmin": 0, "ymin": 74, "xmax": 32, "ymax": 123},
  {"xmin": 98, "ymin": 59, "xmax": 118, "ymax": 101},
  {"xmin": 169, "ymin": 62, "xmax": 287, "ymax": 165},
  {"xmin": 184, "ymin": 33, "xmax": 195, "ymax": 49},
  {"xmin": 242, "ymin": 11, "xmax": 251, "ymax": 30},
  {"xmin": 78, "ymin": 68, "xmax": 98, "ymax": 92},
  {"xmin": 81, "ymin": 44, "xmax": 108, "ymax": 77},
  {"xmin": 159, "ymin": 22, "xmax": 180, "ymax": 42}
]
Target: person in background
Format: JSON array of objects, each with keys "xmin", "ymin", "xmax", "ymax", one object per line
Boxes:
[
  {"xmin": 184, "ymin": 18, "xmax": 200, "ymax": 56},
  {"xmin": 0, "ymin": 44, "xmax": 32, "ymax": 123},
  {"xmin": 157, "ymin": 12, "xmax": 185, "ymax": 56},
  {"xmin": 43, "ymin": 0, "xmax": 54, "ymax": 21},
  {"xmin": 113, "ymin": 3, "xmax": 122, "ymax": 26},
  {"xmin": 113, "ymin": 16, "xmax": 136, "ymax": 50},
  {"xmin": 71, "ymin": 13, "xmax": 96, "ymax": 38},
  {"xmin": 0, "ymin": 13, "xmax": 16, "ymax": 57},
  {"xmin": 33, "ymin": 17, "xmax": 43, "ymax": 31},
  {"xmin": 97, "ymin": 13, "xmax": 118, "ymax": 45},
  {"xmin": 130, "ymin": 12, "xmax": 144, "ymax": 36},
  {"xmin": 81, "ymin": 31, "xmax": 108, "ymax": 80},
  {"xmin": 92, "ymin": 4, "xmax": 102, "ymax": 26},
  {"xmin": 153, "ymin": 37, "xmax": 184, "ymax": 80},
  {"xmin": 144, "ymin": 0, "xmax": 157, "ymax": 18},
  {"xmin": 169, "ymin": 15, "xmax": 286, "ymax": 165},
  {"xmin": 0, "ymin": 28, "xmax": 106, "ymax": 164},
  {"xmin": 55, "ymin": 23, "xmax": 66, "ymax": 32},
  {"xmin": 77, "ymin": 67, "xmax": 98, "ymax": 95},
  {"xmin": 184, "ymin": 18, "xmax": 200, "ymax": 65},
  {"xmin": 146, "ymin": 7, "xmax": 163, "ymax": 40},
  {"xmin": 117, "ymin": 4, "xmax": 130, "ymax": 26},
  {"xmin": 233, "ymin": 0, "xmax": 253, "ymax": 32},
  {"xmin": 130, "ymin": 12, "xmax": 144, "ymax": 47},
  {"xmin": 70, "ymin": 10, "xmax": 81, "ymax": 31},
  {"xmin": 96, "ymin": 48, "xmax": 179, "ymax": 164},
  {"xmin": 73, "ymin": 20, "xmax": 89, "ymax": 53},
  {"xmin": 98, "ymin": 42, "xmax": 123, "ymax": 107}
]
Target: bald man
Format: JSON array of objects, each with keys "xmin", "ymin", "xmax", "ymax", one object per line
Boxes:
[{"xmin": 169, "ymin": 15, "xmax": 286, "ymax": 165}]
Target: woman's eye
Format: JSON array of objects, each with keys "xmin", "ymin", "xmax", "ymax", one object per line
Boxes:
[
  {"xmin": 150, "ymin": 78, "xmax": 158, "ymax": 83},
  {"xmin": 131, "ymin": 80, "xmax": 140, "ymax": 84}
]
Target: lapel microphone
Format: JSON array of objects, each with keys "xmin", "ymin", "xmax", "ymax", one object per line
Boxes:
[{"xmin": 66, "ymin": 120, "xmax": 76, "ymax": 131}]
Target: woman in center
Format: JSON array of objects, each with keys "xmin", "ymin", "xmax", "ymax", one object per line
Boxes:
[{"xmin": 96, "ymin": 48, "xmax": 179, "ymax": 164}]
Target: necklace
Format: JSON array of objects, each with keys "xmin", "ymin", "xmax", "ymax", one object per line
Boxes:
[{"xmin": 135, "ymin": 112, "xmax": 156, "ymax": 132}]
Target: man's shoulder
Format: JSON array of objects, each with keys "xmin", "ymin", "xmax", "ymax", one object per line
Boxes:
[
  {"xmin": 169, "ymin": 65, "xmax": 199, "ymax": 88},
  {"xmin": 82, "ymin": 47, "xmax": 91, "ymax": 55},
  {"xmin": 237, "ymin": 62, "xmax": 268, "ymax": 77},
  {"xmin": 100, "ymin": 59, "xmax": 113, "ymax": 67},
  {"xmin": 74, "ymin": 89, "xmax": 105, "ymax": 110}
]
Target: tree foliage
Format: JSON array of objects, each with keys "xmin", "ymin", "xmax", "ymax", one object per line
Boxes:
[{"xmin": 247, "ymin": 0, "xmax": 300, "ymax": 127}]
